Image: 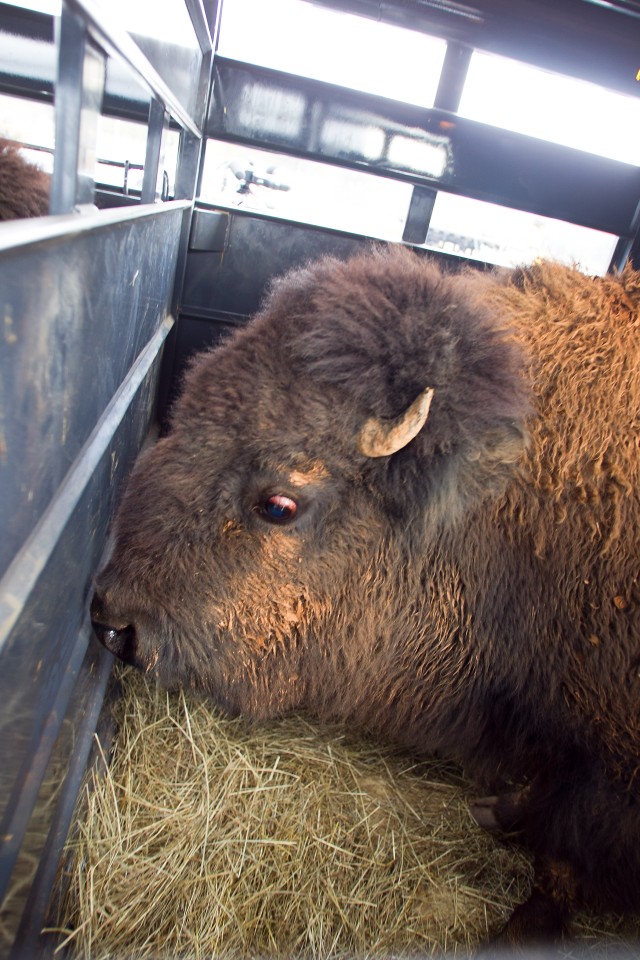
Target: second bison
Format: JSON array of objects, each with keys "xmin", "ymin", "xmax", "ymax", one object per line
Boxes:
[{"xmin": 92, "ymin": 248, "xmax": 640, "ymax": 944}]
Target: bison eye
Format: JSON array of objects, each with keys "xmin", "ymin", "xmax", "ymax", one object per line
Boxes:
[{"xmin": 259, "ymin": 494, "xmax": 298, "ymax": 524}]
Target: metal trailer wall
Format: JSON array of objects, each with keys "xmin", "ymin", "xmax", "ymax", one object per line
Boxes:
[
  {"xmin": 175, "ymin": 0, "xmax": 640, "ymax": 372},
  {"xmin": 0, "ymin": 0, "xmax": 217, "ymax": 953},
  {"xmin": 0, "ymin": 0, "xmax": 640, "ymax": 957}
]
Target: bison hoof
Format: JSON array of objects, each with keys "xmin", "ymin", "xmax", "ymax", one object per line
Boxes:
[
  {"xmin": 471, "ymin": 789, "xmax": 528, "ymax": 836},
  {"xmin": 478, "ymin": 889, "xmax": 570, "ymax": 956}
]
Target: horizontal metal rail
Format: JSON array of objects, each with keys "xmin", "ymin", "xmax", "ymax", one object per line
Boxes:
[{"xmin": 0, "ymin": 197, "xmax": 191, "ymax": 255}]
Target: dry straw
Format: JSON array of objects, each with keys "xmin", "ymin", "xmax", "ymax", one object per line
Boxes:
[{"xmin": 53, "ymin": 671, "xmax": 637, "ymax": 958}]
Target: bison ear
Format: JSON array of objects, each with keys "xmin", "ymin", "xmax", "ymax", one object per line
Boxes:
[{"xmin": 358, "ymin": 387, "xmax": 435, "ymax": 458}]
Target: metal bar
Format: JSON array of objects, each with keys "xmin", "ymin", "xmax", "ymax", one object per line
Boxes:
[
  {"xmin": 49, "ymin": 6, "xmax": 84, "ymax": 214},
  {"xmin": 9, "ymin": 642, "xmax": 113, "ymax": 960},
  {"xmin": 63, "ymin": 0, "xmax": 202, "ymax": 137},
  {"xmin": 0, "ymin": 74, "xmax": 54, "ymax": 103},
  {"xmin": 629, "ymin": 232, "xmax": 640, "ymax": 271},
  {"xmin": 0, "ymin": 315, "xmax": 174, "ymax": 653},
  {"xmin": 0, "ymin": 198, "xmax": 191, "ymax": 255},
  {"xmin": 193, "ymin": 43, "xmax": 213, "ymax": 132},
  {"xmin": 183, "ymin": 0, "xmax": 214, "ymax": 55},
  {"xmin": 76, "ymin": 38, "xmax": 106, "ymax": 208},
  {"xmin": 402, "ymin": 185, "xmax": 437, "ymax": 244},
  {"xmin": 0, "ymin": 3, "xmax": 55, "ymax": 44},
  {"xmin": 141, "ymin": 98, "xmax": 169, "ymax": 204},
  {"xmin": 206, "ymin": 0, "xmax": 224, "ymax": 49},
  {"xmin": 50, "ymin": 5, "xmax": 106, "ymax": 215},
  {"xmin": 174, "ymin": 129, "xmax": 205, "ymax": 202},
  {"xmin": 609, "ymin": 199, "xmax": 640, "ymax": 271},
  {"xmin": 433, "ymin": 40, "xmax": 472, "ymax": 112}
]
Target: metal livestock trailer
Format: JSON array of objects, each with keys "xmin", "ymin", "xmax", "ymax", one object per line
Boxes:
[{"xmin": 0, "ymin": 0, "xmax": 639, "ymax": 955}]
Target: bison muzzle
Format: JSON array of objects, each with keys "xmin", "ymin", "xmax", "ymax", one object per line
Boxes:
[{"xmin": 91, "ymin": 248, "xmax": 640, "ymax": 946}]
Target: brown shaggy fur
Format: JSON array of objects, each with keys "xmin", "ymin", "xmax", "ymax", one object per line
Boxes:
[
  {"xmin": 92, "ymin": 249, "xmax": 640, "ymax": 945},
  {"xmin": 0, "ymin": 139, "xmax": 50, "ymax": 221}
]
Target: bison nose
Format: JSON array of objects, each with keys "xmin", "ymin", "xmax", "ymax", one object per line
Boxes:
[
  {"xmin": 93, "ymin": 620, "xmax": 139, "ymax": 663},
  {"xmin": 90, "ymin": 591, "xmax": 141, "ymax": 667}
]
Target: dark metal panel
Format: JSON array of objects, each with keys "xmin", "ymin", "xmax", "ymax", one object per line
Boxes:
[
  {"xmin": 0, "ymin": 205, "xmax": 184, "ymax": 584},
  {"xmin": 207, "ymin": 59, "xmax": 640, "ymax": 238},
  {"xmin": 181, "ymin": 209, "xmax": 368, "ymax": 322},
  {"xmin": 0, "ymin": 342, "xmax": 166, "ymax": 913},
  {"xmin": 189, "ymin": 208, "xmax": 228, "ymax": 250}
]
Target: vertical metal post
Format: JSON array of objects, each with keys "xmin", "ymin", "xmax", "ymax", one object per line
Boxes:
[
  {"xmin": 50, "ymin": 2, "xmax": 105, "ymax": 215},
  {"xmin": 141, "ymin": 98, "xmax": 170, "ymax": 204},
  {"xmin": 401, "ymin": 40, "xmax": 473, "ymax": 247},
  {"xmin": 609, "ymin": 199, "xmax": 640, "ymax": 272},
  {"xmin": 433, "ymin": 41, "xmax": 473, "ymax": 113},
  {"xmin": 402, "ymin": 186, "xmax": 437, "ymax": 245},
  {"xmin": 174, "ymin": 129, "xmax": 203, "ymax": 201}
]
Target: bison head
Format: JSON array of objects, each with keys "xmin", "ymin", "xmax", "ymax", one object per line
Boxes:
[{"xmin": 91, "ymin": 248, "xmax": 528, "ymax": 724}]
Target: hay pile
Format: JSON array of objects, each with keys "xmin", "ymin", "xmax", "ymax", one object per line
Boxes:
[{"xmin": 54, "ymin": 671, "xmax": 635, "ymax": 958}]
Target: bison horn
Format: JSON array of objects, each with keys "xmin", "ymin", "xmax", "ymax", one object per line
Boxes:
[{"xmin": 358, "ymin": 386, "xmax": 435, "ymax": 458}]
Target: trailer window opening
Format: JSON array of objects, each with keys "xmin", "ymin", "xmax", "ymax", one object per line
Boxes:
[
  {"xmin": 4, "ymin": 0, "xmax": 60, "ymax": 12},
  {"xmin": 0, "ymin": 94, "xmax": 55, "ymax": 171},
  {"xmin": 217, "ymin": 0, "xmax": 448, "ymax": 109},
  {"xmin": 200, "ymin": 140, "xmax": 413, "ymax": 243},
  {"xmin": 458, "ymin": 51, "xmax": 640, "ymax": 166},
  {"xmin": 424, "ymin": 192, "xmax": 618, "ymax": 275},
  {"xmin": 6, "ymin": 0, "xmax": 197, "ymax": 43},
  {"xmin": 200, "ymin": 140, "xmax": 618, "ymax": 274},
  {"xmin": 94, "ymin": 116, "xmax": 180, "ymax": 197},
  {"xmin": 102, "ymin": 0, "xmax": 199, "ymax": 45}
]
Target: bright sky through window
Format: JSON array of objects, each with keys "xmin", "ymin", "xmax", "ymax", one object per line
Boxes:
[
  {"xmin": 5, "ymin": 0, "xmax": 60, "ymax": 12},
  {"xmin": 218, "ymin": 0, "xmax": 447, "ymax": 109},
  {"xmin": 6, "ymin": 0, "xmax": 196, "ymax": 44},
  {"xmin": 458, "ymin": 51, "xmax": 640, "ymax": 166}
]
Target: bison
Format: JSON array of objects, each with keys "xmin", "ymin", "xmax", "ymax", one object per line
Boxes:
[
  {"xmin": 0, "ymin": 139, "xmax": 50, "ymax": 221},
  {"xmin": 91, "ymin": 247, "xmax": 640, "ymax": 946}
]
